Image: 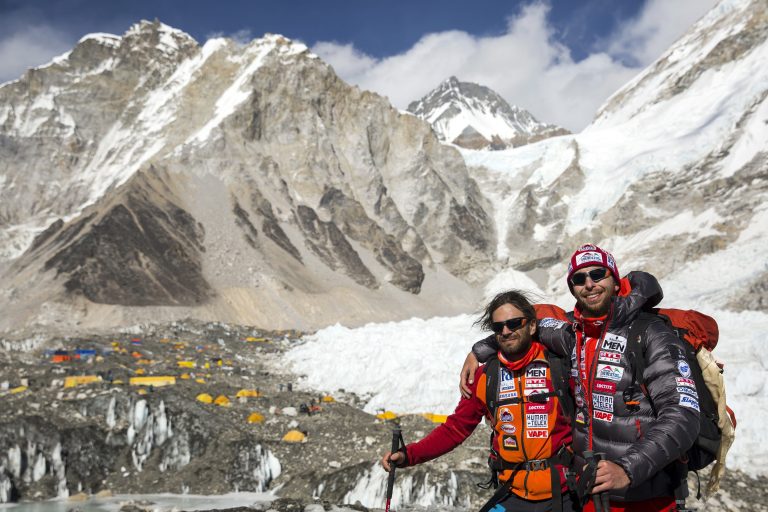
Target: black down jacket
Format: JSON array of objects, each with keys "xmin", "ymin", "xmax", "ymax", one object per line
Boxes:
[{"xmin": 472, "ymin": 271, "xmax": 700, "ymax": 501}]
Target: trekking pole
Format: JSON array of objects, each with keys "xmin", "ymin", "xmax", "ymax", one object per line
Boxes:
[{"xmin": 385, "ymin": 426, "xmax": 405, "ymax": 512}]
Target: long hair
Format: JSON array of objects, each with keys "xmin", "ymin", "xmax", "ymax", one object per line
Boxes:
[{"xmin": 474, "ymin": 290, "xmax": 536, "ymax": 333}]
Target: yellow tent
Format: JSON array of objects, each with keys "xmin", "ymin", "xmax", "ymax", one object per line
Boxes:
[
  {"xmin": 376, "ymin": 410, "xmax": 398, "ymax": 421},
  {"xmin": 214, "ymin": 395, "xmax": 231, "ymax": 407},
  {"xmin": 195, "ymin": 378, "xmax": 206, "ymax": 384},
  {"xmin": 178, "ymin": 361, "xmax": 196, "ymax": 368},
  {"xmin": 180, "ymin": 373, "xmax": 191, "ymax": 380},
  {"xmin": 134, "ymin": 368, "xmax": 146, "ymax": 375},
  {"xmin": 321, "ymin": 395, "xmax": 335, "ymax": 403},
  {"xmin": 196, "ymin": 393, "xmax": 213, "ymax": 404},
  {"xmin": 10, "ymin": 386, "xmax": 27, "ymax": 394},
  {"xmin": 129, "ymin": 376, "xmax": 176, "ymax": 387},
  {"xmin": 282, "ymin": 430, "xmax": 306, "ymax": 443},
  {"xmin": 236, "ymin": 389, "xmax": 261, "ymax": 398},
  {"xmin": 137, "ymin": 388, "xmax": 148, "ymax": 395},
  {"xmin": 64, "ymin": 375, "xmax": 101, "ymax": 388},
  {"xmin": 245, "ymin": 336, "xmax": 267, "ymax": 342},
  {"xmin": 247, "ymin": 412, "xmax": 265, "ymax": 423},
  {"xmin": 422, "ymin": 413, "xmax": 449, "ymax": 424}
]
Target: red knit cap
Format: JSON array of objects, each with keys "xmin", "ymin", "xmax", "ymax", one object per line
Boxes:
[{"xmin": 567, "ymin": 244, "xmax": 620, "ymax": 287}]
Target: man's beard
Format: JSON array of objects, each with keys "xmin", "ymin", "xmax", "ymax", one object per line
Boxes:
[{"xmin": 576, "ymin": 291, "xmax": 613, "ymax": 317}]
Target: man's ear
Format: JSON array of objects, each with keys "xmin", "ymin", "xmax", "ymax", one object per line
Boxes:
[{"xmin": 529, "ymin": 319, "xmax": 537, "ymax": 336}]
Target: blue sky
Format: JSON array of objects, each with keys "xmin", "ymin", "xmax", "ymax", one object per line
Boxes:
[{"xmin": 0, "ymin": 0, "xmax": 717, "ymax": 130}]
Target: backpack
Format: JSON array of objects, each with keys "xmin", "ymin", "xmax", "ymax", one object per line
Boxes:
[{"xmin": 625, "ymin": 308, "xmax": 736, "ymax": 497}]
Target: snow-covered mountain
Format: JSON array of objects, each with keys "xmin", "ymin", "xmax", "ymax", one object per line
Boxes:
[
  {"xmin": 407, "ymin": 76, "xmax": 569, "ymax": 149},
  {"xmin": 0, "ymin": 21, "xmax": 496, "ymax": 334}
]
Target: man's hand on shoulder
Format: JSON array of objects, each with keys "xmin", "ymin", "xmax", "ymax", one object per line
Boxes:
[
  {"xmin": 591, "ymin": 460, "xmax": 630, "ymax": 493},
  {"xmin": 459, "ymin": 352, "xmax": 479, "ymax": 399}
]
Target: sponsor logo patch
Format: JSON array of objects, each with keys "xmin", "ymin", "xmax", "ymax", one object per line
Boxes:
[
  {"xmin": 598, "ymin": 350, "xmax": 622, "ymax": 363},
  {"xmin": 679, "ymin": 395, "xmax": 700, "ymax": 412},
  {"xmin": 677, "ymin": 387, "xmax": 699, "ymax": 398},
  {"xmin": 575, "ymin": 251, "xmax": 603, "ymax": 266},
  {"xmin": 575, "ymin": 393, "xmax": 584, "ymax": 408},
  {"xmin": 576, "ymin": 411, "xmax": 586, "ymax": 424},
  {"xmin": 502, "ymin": 435, "xmax": 518, "ymax": 450},
  {"xmin": 499, "ymin": 408, "xmax": 514, "ymax": 422},
  {"xmin": 525, "ymin": 367, "xmax": 547, "ymax": 378},
  {"xmin": 526, "ymin": 403, "xmax": 548, "ymax": 414},
  {"xmin": 526, "ymin": 414, "xmax": 549, "ymax": 429},
  {"xmin": 596, "ymin": 364, "xmax": 624, "ymax": 382},
  {"xmin": 592, "ymin": 393, "xmax": 614, "ymax": 412},
  {"xmin": 677, "ymin": 361, "xmax": 692, "ymax": 378},
  {"xmin": 603, "ymin": 334, "xmax": 627, "ymax": 353},
  {"xmin": 524, "ymin": 389, "xmax": 550, "ymax": 401},
  {"xmin": 499, "ymin": 368, "xmax": 516, "ymax": 391},
  {"xmin": 525, "ymin": 378, "xmax": 547, "ymax": 389},
  {"xmin": 539, "ymin": 318, "xmax": 567, "ymax": 329},
  {"xmin": 593, "ymin": 410, "xmax": 614, "ymax": 422},
  {"xmin": 499, "ymin": 391, "xmax": 518, "ymax": 400},
  {"xmin": 676, "ymin": 377, "xmax": 696, "ymax": 388},
  {"xmin": 500, "ymin": 423, "xmax": 517, "ymax": 434},
  {"xmin": 593, "ymin": 380, "xmax": 617, "ymax": 394},
  {"xmin": 526, "ymin": 429, "xmax": 549, "ymax": 439},
  {"xmin": 607, "ymin": 254, "xmax": 616, "ymax": 272}
]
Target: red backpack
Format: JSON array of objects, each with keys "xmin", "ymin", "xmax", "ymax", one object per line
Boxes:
[{"xmin": 623, "ymin": 305, "xmax": 736, "ymax": 497}]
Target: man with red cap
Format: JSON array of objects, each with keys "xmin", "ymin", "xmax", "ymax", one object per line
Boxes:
[{"xmin": 461, "ymin": 244, "xmax": 700, "ymax": 512}]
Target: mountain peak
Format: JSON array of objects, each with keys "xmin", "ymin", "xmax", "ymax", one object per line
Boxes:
[{"xmin": 408, "ymin": 77, "xmax": 568, "ymax": 150}]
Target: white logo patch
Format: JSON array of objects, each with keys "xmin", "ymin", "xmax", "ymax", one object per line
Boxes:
[
  {"xmin": 598, "ymin": 350, "xmax": 621, "ymax": 363},
  {"xmin": 603, "ymin": 334, "xmax": 627, "ymax": 353},
  {"xmin": 593, "ymin": 410, "xmax": 614, "ymax": 422},
  {"xmin": 596, "ymin": 364, "xmax": 624, "ymax": 382},
  {"xmin": 575, "ymin": 251, "xmax": 603, "ymax": 266},
  {"xmin": 525, "ymin": 366, "xmax": 547, "ymax": 378},
  {"xmin": 499, "ymin": 368, "xmax": 516, "ymax": 391},
  {"xmin": 539, "ymin": 318, "xmax": 567, "ymax": 329},
  {"xmin": 677, "ymin": 387, "xmax": 699, "ymax": 398},
  {"xmin": 525, "ymin": 378, "xmax": 547, "ymax": 389},
  {"xmin": 527, "ymin": 429, "xmax": 549, "ymax": 439},
  {"xmin": 677, "ymin": 361, "xmax": 692, "ymax": 378},
  {"xmin": 592, "ymin": 393, "xmax": 614, "ymax": 412},
  {"xmin": 679, "ymin": 395, "xmax": 700, "ymax": 412},
  {"xmin": 676, "ymin": 377, "xmax": 695, "ymax": 388},
  {"xmin": 526, "ymin": 414, "xmax": 549, "ymax": 429}
]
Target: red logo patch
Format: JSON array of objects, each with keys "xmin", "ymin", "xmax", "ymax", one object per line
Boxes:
[{"xmin": 593, "ymin": 381, "xmax": 617, "ymax": 394}]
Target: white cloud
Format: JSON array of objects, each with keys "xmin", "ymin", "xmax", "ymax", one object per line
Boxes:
[
  {"xmin": 0, "ymin": 24, "xmax": 73, "ymax": 84},
  {"xmin": 607, "ymin": 0, "xmax": 719, "ymax": 65},
  {"xmin": 206, "ymin": 28, "xmax": 254, "ymax": 46},
  {"xmin": 312, "ymin": 1, "xmax": 718, "ymax": 132}
]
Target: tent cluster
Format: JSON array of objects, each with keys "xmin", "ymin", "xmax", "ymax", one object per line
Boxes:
[{"xmin": 375, "ymin": 410, "xmax": 448, "ymax": 424}]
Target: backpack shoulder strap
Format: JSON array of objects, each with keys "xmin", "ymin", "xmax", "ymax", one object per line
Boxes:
[
  {"xmin": 546, "ymin": 350, "xmax": 574, "ymax": 420},
  {"xmin": 625, "ymin": 311, "xmax": 660, "ymax": 387},
  {"xmin": 484, "ymin": 356, "xmax": 500, "ymax": 418}
]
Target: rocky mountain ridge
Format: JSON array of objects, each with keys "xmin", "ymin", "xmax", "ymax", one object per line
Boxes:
[{"xmin": 0, "ymin": 21, "xmax": 496, "ymax": 335}]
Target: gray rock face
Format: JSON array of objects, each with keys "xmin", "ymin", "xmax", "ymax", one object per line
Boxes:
[
  {"xmin": 407, "ymin": 76, "xmax": 569, "ymax": 150},
  {"xmin": 0, "ymin": 22, "xmax": 493, "ymax": 333}
]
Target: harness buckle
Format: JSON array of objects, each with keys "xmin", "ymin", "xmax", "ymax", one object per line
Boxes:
[{"xmin": 527, "ymin": 459, "xmax": 549, "ymax": 471}]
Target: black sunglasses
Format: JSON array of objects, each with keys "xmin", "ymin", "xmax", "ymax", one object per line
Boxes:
[
  {"xmin": 491, "ymin": 317, "xmax": 528, "ymax": 334},
  {"xmin": 570, "ymin": 267, "xmax": 610, "ymax": 286}
]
